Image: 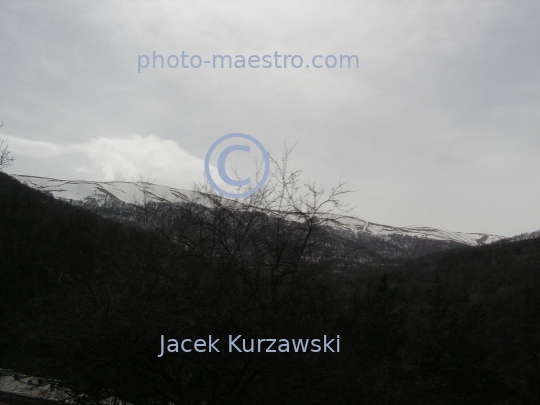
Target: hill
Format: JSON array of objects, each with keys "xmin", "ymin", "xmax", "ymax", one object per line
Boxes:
[
  {"xmin": 1, "ymin": 172, "xmax": 540, "ymax": 404},
  {"xmin": 11, "ymin": 174, "xmax": 506, "ymax": 262}
]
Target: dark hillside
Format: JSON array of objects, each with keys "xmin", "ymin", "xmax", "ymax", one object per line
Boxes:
[
  {"xmin": 0, "ymin": 172, "xmax": 176, "ymax": 375},
  {"xmin": 401, "ymin": 236, "xmax": 540, "ymax": 298},
  {"xmin": 327, "ymin": 229, "xmax": 540, "ymax": 404},
  {"xmin": 0, "ymin": 173, "xmax": 342, "ymax": 404},
  {"xmin": 2, "ymin": 171, "xmax": 540, "ymax": 404},
  {"xmin": 397, "ymin": 237, "xmax": 540, "ymax": 403}
]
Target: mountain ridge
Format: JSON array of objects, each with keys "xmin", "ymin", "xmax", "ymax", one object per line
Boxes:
[{"xmin": 12, "ymin": 174, "xmax": 505, "ymax": 247}]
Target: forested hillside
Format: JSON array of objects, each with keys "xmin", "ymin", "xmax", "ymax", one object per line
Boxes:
[{"xmin": 1, "ymin": 172, "xmax": 540, "ymax": 404}]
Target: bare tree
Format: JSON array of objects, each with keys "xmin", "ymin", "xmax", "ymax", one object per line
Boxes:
[
  {"xmin": 17, "ymin": 146, "xmax": 357, "ymax": 405},
  {"xmin": 0, "ymin": 122, "xmax": 15, "ymax": 170}
]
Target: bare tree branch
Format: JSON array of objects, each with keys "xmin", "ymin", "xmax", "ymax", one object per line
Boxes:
[{"xmin": 0, "ymin": 121, "xmax": 15, "ymax": 170}]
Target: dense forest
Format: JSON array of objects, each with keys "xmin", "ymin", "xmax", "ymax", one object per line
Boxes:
[{"xmin": 1, "ymin": 171, "xmax": 540, "ymax": 404}]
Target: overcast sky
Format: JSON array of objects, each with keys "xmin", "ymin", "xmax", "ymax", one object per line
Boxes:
[{"xmin": 1, "ymin": 1, "xmax": 538, "ymax": 237}]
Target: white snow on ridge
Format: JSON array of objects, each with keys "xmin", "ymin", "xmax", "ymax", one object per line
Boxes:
[
  {"xmin": 331, "ymin": 216, "xmax": 505, "ymax": 246},
  {"xmin": 11, "ymin": 175, "xmax": 505, "ymax": 247},
  {"xmin": 12, "ymin": 175, "xmax": 198, "ymax": 205}
]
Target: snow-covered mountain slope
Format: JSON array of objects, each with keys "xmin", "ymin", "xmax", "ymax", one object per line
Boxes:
[
  {"xmin": 331, "ymin": 216, "xmax": 504, "ymax": 246},
  {"xmin": 12, "ymin": 174, "xmax": 199, "ymax": 205},
  {"xmin": 12, "ymin": 174, "xmax": 505, "ymax": 247}
]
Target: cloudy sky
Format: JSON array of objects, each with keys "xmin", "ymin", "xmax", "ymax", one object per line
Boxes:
[{"xmin": 0, "ymin": 1, "xmax": 538, "ymax": 237}]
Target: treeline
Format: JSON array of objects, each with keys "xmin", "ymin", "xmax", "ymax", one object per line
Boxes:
[
  {"xmin": 1, "ymin": 171, "xmax": 540, "ymax": 404},
  {"xmin": 73, "ymin": 193, "xmax": 466, "ymax": 263}
]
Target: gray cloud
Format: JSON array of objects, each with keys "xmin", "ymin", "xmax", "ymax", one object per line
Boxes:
[{"xmin": 1, "ymin": 0, "xmax": 539, "ymax": 236}]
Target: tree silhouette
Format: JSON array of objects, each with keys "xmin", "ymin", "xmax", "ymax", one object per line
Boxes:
[{"xmin": 0, "ymin": 122, "xmax": 15, "ymax": 171}]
